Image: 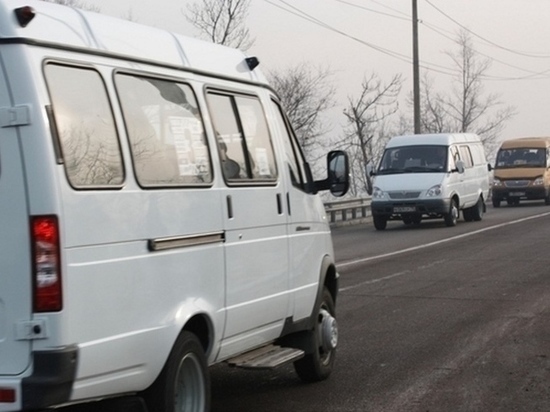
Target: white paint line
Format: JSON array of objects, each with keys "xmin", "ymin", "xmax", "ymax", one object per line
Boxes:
[
  {"xmin": 339, "ymin": 260, "xmax": 447, "ymax": 292},
  {"xmin": 339, "ymin": 270, "xmax": 411, "ymax": 292},
  {"xmin": 337, "ymin": 211, "xmax": 550, "ymax": 269}
]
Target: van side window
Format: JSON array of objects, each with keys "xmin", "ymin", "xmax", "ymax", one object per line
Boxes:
[
  {"xmin": 207, "ymin": 92, "xmax": 277, "ymax": 183},
  {"xmin": 271, "ymin": 99, "xmax": 307, "ymax": 189},
  {"xmin": 459, "ymin": 145, "xmax": 473, "ymax": 168},
  {"xmin": 115, "ymin": 74, "xmax": 212, "ymax": 187},
  {"xmin": 44, "ymin": 64, "xmax": 124, "ymax": 188}
]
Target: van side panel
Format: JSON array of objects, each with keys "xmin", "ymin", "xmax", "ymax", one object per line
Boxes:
[{"xmin": 0, "ymin": 55, "xmax": 32, "ymax": 376}]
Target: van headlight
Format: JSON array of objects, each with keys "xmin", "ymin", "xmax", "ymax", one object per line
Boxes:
[
  {"xmin": 372, "ymin": 186, "xmax": 385, "ymax": 199},
  {"xmin": 492, "ymin": 178, "xmax": 503, "ymax": 187},
  {"xmin": 426, "ymin": 184, "xmax": 442, "ymax": 197},
  {"xmin": 533, "ymin": 177, "xmax": 544, "ymax": 186}
]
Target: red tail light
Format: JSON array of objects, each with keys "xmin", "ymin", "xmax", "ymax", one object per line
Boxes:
[
  {"xmin": 31, "ymin": 216, "xmax": 62, "ymax": 312},
  {"xmin": 0, "ymin": 388, "xmax": 15, "ymax": 403}
]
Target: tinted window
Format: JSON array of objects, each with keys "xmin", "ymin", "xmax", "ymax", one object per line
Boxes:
[
  {"xmin": 378, "ymin": 145, "xmax": 448, "ymax": 174},
  {"xmin": 116, "ymin": 74, "xmax": 211, "ymax": 187},
  {"xmin": 45, "ymin": 64, "xmax": 124, "ymax": 188}
]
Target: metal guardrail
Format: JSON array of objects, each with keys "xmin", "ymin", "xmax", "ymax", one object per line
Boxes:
[{"xmin": 324, "ymin": 197, "xmax": 372, "ymax": 226}]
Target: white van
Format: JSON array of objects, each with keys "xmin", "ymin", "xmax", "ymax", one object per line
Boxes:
[
  {"xmin": 370, "ymin": 133, "xmax": 490, "ymax": 230},
  {"xmin": 0, "ymin": 1, "xmax": 350, "ymax": 411}
]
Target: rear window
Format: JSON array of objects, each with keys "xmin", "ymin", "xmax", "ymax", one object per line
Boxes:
[{"xmin": 45, "ymin": 64, "xmax": 124, "ymax": 188}]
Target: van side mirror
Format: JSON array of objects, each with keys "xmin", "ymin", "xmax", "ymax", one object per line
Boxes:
[
  {"xmin": 366, "ymin": 162, "xmax": 375, "ymax": 177},
  {"xmin": 487, "ymin": 163, "xmax": 493, "ymax": 172},
  {"xmin": 314, "ymin": 150, "xmax": 350, "ymax": 197}
]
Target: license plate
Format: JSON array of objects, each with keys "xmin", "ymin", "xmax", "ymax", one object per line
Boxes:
[
  {"xmin": 509, "ymin": 192, "xmax": 525, "ymax": 197},
  {"xmin": 393, "ymin": 206, "xmax": 416, "ymax": 213}
]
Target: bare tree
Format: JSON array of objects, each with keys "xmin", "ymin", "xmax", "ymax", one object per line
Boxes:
[
  {"xmin": 414, "ymin": 73, "xmax": 454, "ymax": 134},
  {"xmin": 40, "ymin": 0, "xmax": 100, "ymax": 12},
  {"xmin": 267, "ymin": 64, "xmax": 335, "ymax": 159},
  {"xmin": 419, "ymin": 30, "xmax": 515, "ymax": 152},
  {"xmin": 341, "ymin": 73, "xmax": 403, "ymax": 196},
  {"xmin": 185, "ymin": 0, "xmax": 254, "ymax": 50}
]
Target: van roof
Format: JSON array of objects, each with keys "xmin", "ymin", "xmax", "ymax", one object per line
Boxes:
[
  {"xmin": 498, "ymin": 137, "xmax": 550, "ymax": 150},
  {"xmin": 386, "ymin": 133, "xmax": 482, "ymax": 148},
  {"xmin": 0, "ymin": 0, "xmax": 267, "ymax": 84}
]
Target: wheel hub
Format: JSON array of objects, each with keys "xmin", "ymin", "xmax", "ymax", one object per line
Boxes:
[{"xmin": 320, "ymin": 308, "xmax": 338, "ymax": 352}]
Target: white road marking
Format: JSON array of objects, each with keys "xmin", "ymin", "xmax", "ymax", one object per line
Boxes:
[{"xmin": 337, "ymin": 211, "xmax": 550, "ymax": 270}]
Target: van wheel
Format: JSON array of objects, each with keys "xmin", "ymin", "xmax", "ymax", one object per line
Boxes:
[
  {"xmin": 373, "ymin": 215, "xmax": 387, "ymax": 230},
  {"xmin": 444, "ymin": 199, "xmax": 458, "ymax": 227},
  {"xmin": 143, "ymin": 331, "xmax": 210, "ymax": 412},
  {"xmin": 492, "ymin": 198, "xmax": 501, "ymax": 208},
  {"xmin": 545, "ymin": 195, "xmax": 550, "ymax": 205},
  {"xmin": 471, "ymin": 197, "xmax": 484, "ymax": 221},
  {"xmin": 294, "ymin": 288, "xmax": 336, "ymax": 382},
  {"xmin": 462, "ymin": 207, "xmax": 473, "ymax": 222}
]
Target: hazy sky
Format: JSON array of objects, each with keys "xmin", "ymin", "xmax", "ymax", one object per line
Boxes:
[{"xmin": 88, "ymin": 0, "xmax": 550, "ymax": 155}]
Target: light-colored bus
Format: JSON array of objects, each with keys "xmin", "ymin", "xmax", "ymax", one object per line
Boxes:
[
  {"xmin": 370, "ymin": 133, "xmax": 491, "ymax": 230},
  {"xmin": 0, "ymin": 1, "xmax": 349, "ymax": 410},
  {"xmin": 492, "ymin": 137, "xmax": 550, "ymax": 207}
]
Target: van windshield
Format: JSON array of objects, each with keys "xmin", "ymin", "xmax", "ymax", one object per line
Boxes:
[
  {"xmin": 377, "ymin": 145, "xmax": 448, "ymax": 175},
  {"xmin": 495, "ymin": 148, "xmax": 547, "ymax": 169}
]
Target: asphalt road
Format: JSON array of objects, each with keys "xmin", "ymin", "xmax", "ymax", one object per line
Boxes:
[{"xmin": 210, "ymin": 201, "xmax": 550, "ymax": 412}]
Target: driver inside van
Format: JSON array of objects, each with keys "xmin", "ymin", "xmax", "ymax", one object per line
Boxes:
[
  {"xmin": 427, "ymin": 147, "xmax": 446, "ymax": 169},
  {"xmin": 218, "ymin": 139, "xmax": 241, "ymax": 179}
]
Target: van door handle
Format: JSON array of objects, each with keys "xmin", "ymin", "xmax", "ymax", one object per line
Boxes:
[
  {"xmin": 296, "ymin": 226, "xmax": 310, "ymax": 232},
  {"xmin": 226, "ymin": 195, "xmax": 233, "ymax": 219},
  {"xmin": 276, "ymin": 193, "xmax": 283, "ymax": 215}
]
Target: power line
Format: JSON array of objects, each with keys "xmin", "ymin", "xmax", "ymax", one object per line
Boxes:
[
  {"xmin": 424, "ymin": 0, "xmax": 550, "ymax": 59},
  {"xmin": 263, "ymin": 0, "xmax": 461, "ymax": 77},
  {"xmin": 335, "ymin": 0, "xmax": 409, "ymax": 22},
  {"xmin": 421, "ymin": 22, "xmax": 550, "ymax": 80},
  {"xmin": 263, "ymin": 0, "xmax": 550, "ymax": 81}
]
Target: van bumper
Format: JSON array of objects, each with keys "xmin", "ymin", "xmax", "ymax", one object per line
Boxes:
[
  {"xmin": 21, "ymin": 345, "xmax": 78, "ymax": 410},
  {"xmin": 371, "ymin": 199, "xmax": 451, "ymax": 217},
  {"xmin": 492, "ymin": 186, "xmax": 548, "ymax": 201}
]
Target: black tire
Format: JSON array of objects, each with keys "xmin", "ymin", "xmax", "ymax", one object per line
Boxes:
[
  {"xmin": 444, "ymin": 198, "xmax": 458, "ymax": 227},
  {"xmin": 492, "ymin": 198, "xmax": 501, "ymax": 208},
  {"xmin": 373, "ymin": 215, "xmax": 387, "ymax": 231},
  {"xmin": 402, "ymin": 216, "xmax": 413, "ymax": 225},
  {"xmin": 143, "ymin": 331, "xmax": 210, "ymax": 412},
  {"xmin": 471, "ymin": 197, "xmax": 484, "ymax": 221},
  {"xmin": 412, "ymin": 215, "xmax": 422, "ymax": 225},
  {"xmin": 462, "ymin": 207, "xmax": 473, "ymax": 222},
  {"xmin": 545, "ymin": 195, "xmax": 550, "ymax": 205},
  {"xmin": 294, "ymin": 288, "xmax": 337, "ymax": 382}
]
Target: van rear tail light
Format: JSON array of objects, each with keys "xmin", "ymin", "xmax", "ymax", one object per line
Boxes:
[
  {"xmin": 0, "ymin": 388, "xmax": 16, "ymax": 402},
  {"xmin": 31, "ymin": 216, "xmax": 62, "ymax": 312}
]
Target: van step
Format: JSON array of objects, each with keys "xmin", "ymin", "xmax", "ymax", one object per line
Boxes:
[{"xmin": 226, "ymin": 345, "xmax": 304, "ymax": 370}]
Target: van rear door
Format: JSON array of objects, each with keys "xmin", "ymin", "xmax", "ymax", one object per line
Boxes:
[{"xmin": 0, "ymin": 62, "xmax": 32, "ymax": 374}]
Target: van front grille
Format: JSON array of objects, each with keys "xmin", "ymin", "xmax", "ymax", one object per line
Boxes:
[
  {"xmin": 389, "ymin": 191, "xmax": 421, "ymax": 199},
  {"xmin": 504, "ymin": 180, "xmax": 530, "ymax": 188}
]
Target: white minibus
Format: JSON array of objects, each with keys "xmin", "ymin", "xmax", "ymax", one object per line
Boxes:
[
  {"xmin": 0, "ymin": 1, "xmax": 349, "ymax": 411},
  {"xmin": 370, "ymin": 133, "xmax": 491, "ymax": 230}
]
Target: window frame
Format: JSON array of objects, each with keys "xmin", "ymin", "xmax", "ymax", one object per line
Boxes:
[
  {"xmin": 270, "ymin": 98, "xmax": 308, "ymax": 191},
  {"xmin": 114, "ymin": 70, "xmax": 214, "ymax": 189},
  {"xmin": 43, "ymin": 61, "xmax": 125, "ymax": 190},
  {"xmin": 206, "ymin": 88, "xmax": 278, "ymax": 186}
]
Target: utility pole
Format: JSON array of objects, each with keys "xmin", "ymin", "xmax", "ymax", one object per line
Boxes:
[{"xmin": 412, "ymin": 0, "xmax": 421, "ymax": 134}]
